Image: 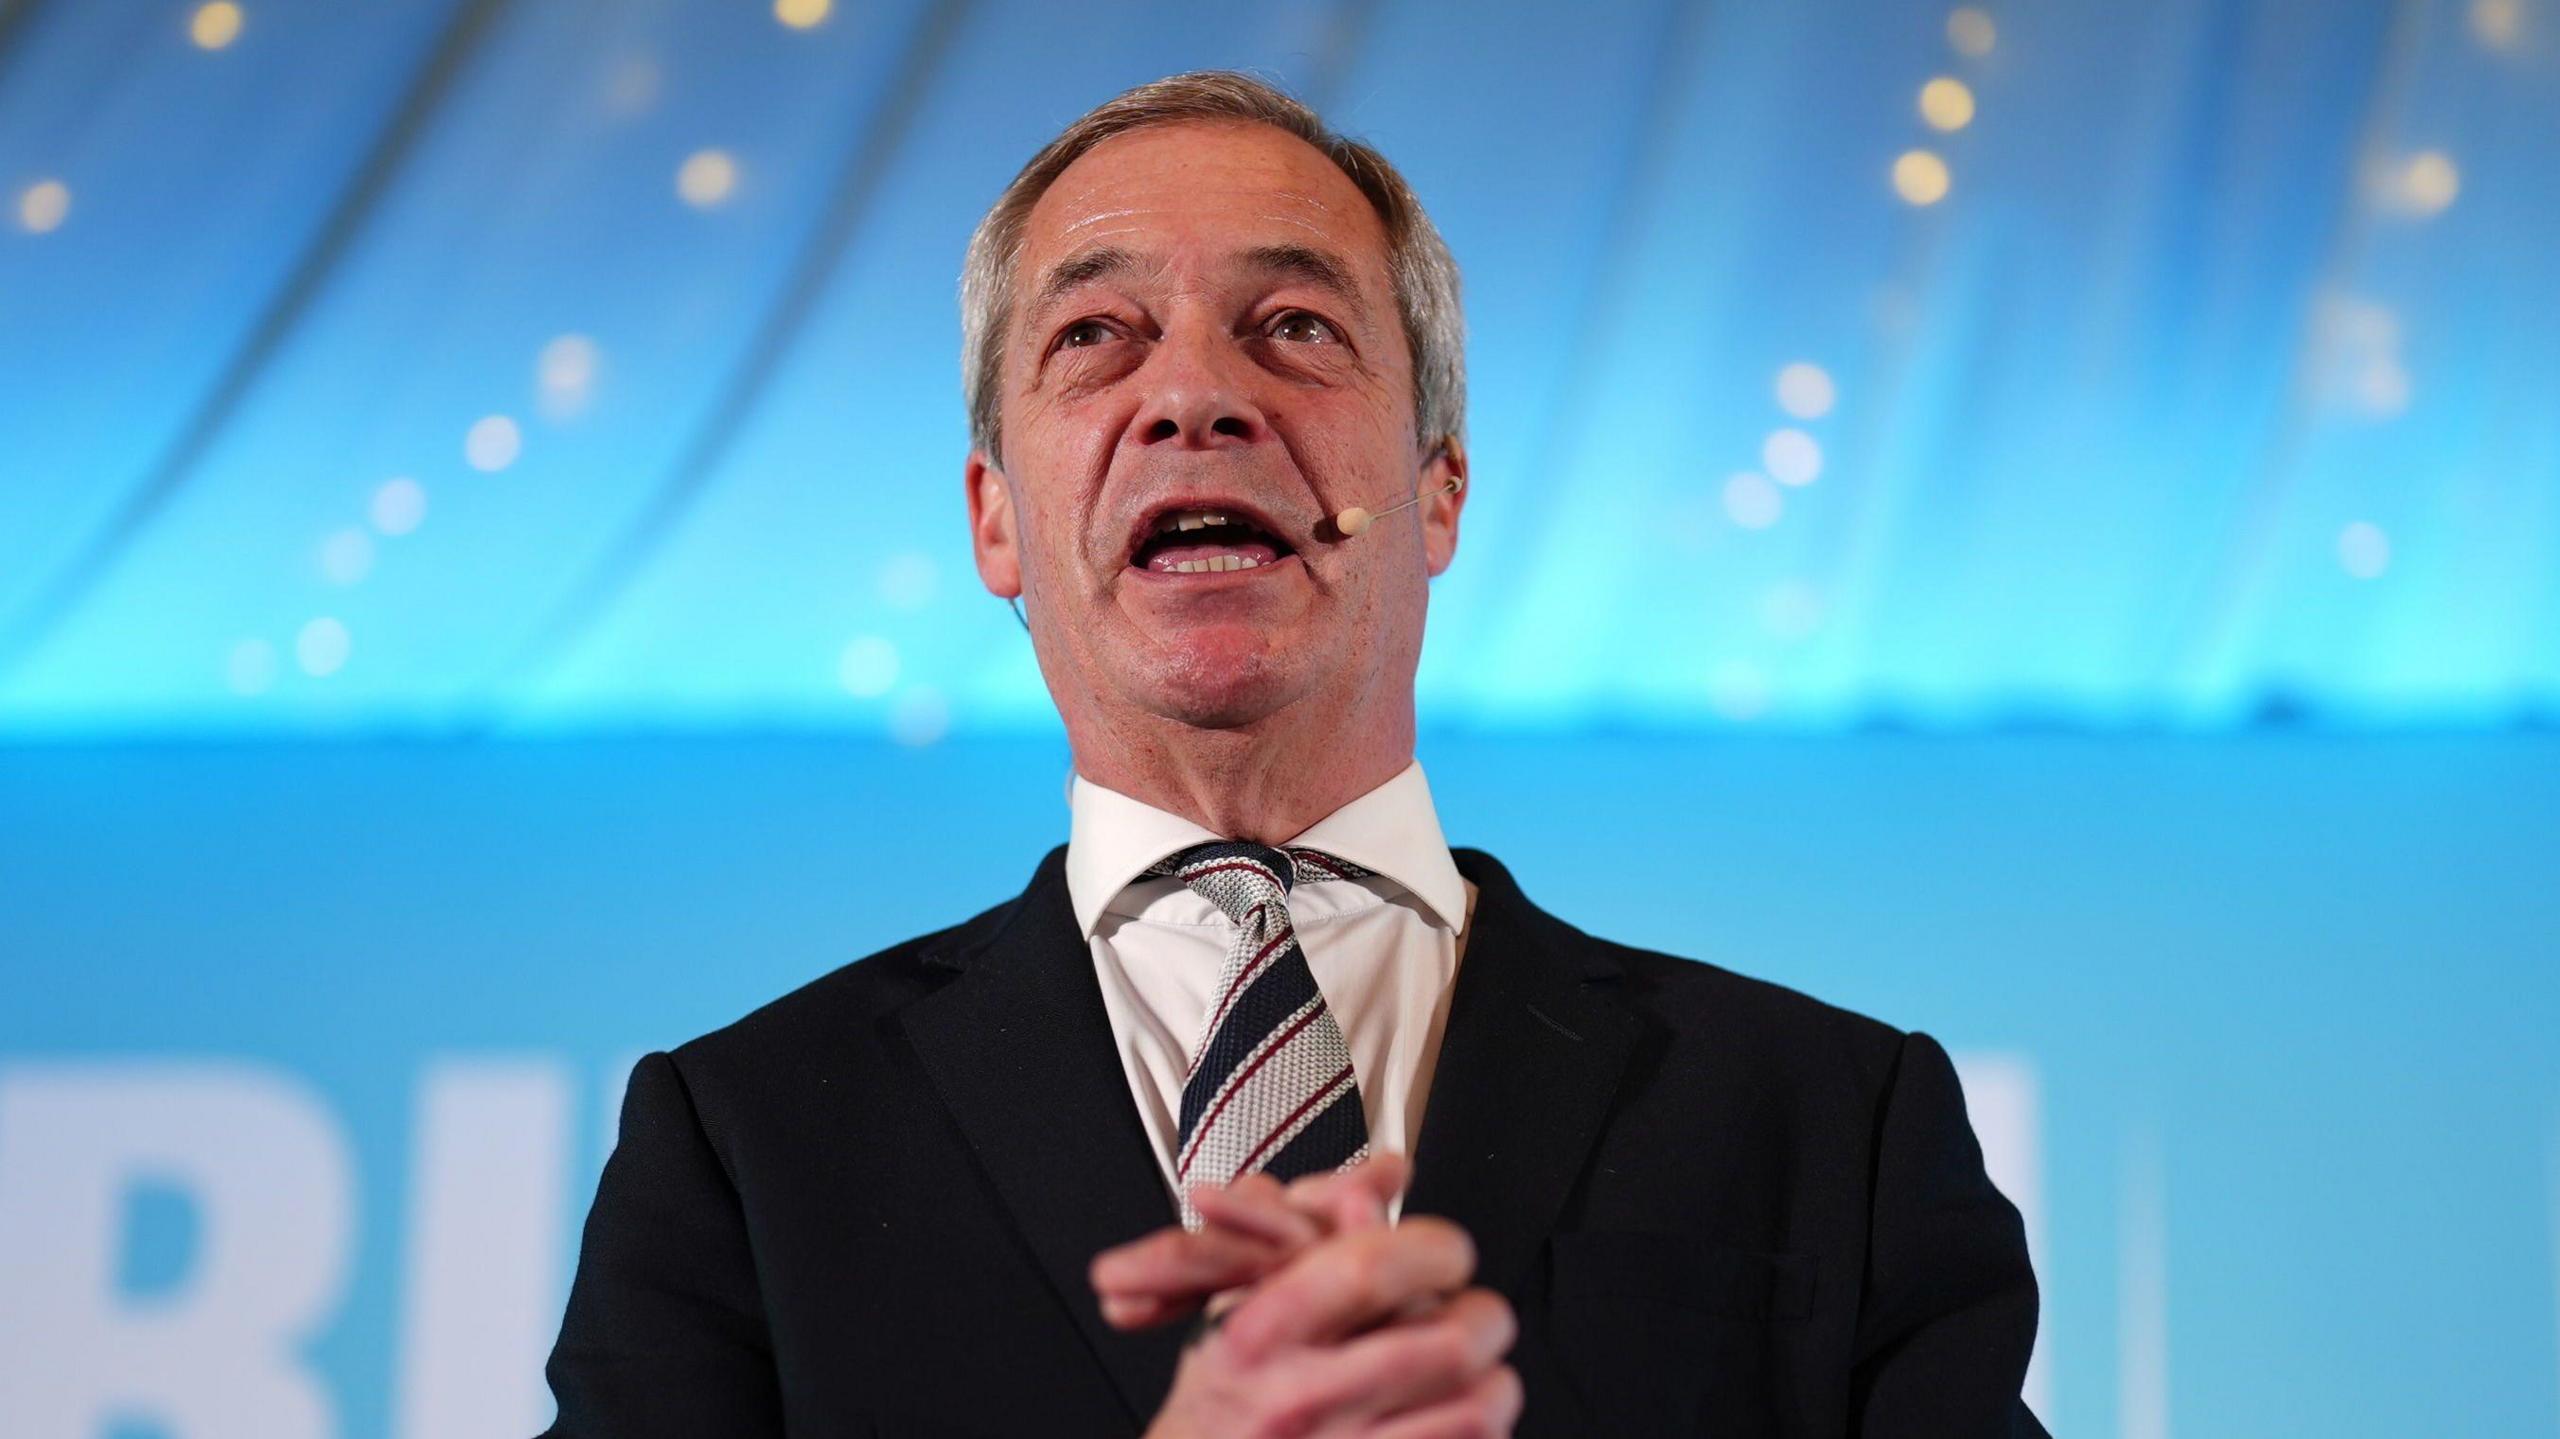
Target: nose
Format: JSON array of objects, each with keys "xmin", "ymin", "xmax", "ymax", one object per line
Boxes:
[{"xmin": 1128, "ymin": 327, "xmax": 1271, "ymax": 451}]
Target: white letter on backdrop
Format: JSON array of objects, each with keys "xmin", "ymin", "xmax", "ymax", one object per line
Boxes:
[
  {"xmin": 0, "ymin": 1061, "xmax": 354, "ymax": 1439},
  {"xmin": 391, "ymin": 1057, "xmax": 573, "ymax": 1439},
  {"xmin": 1954, "ymin": 1050, "xmax": 2048, "ymax": 1419}
]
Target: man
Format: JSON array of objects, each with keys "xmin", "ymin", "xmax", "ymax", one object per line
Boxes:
[{"xmin": 541, "ymin": 71, "xmax": 2043, "ymax": 1436}]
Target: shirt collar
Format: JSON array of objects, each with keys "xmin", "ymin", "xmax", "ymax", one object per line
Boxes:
[{"xmin": 1065, "ymin": 758, "xmax": 1468, "ymax": 943}]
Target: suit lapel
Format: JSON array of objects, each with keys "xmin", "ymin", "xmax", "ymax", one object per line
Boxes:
[
  {"xmin": 1405, "ymin": 848, "xmax": 1642, "ymax": 1296},
  {"xmin": 896, "ymin": 845, "xmax": 1187, "ymax": 1426},
  {"xmin": 894, "ymin": 843, "xmax": 1640, "ymax": 1423}
]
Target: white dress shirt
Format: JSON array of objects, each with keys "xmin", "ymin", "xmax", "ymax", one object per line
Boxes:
[{"xmin": 1066, "ymin": 759, "xmax": 1475, "ymax": 1222}]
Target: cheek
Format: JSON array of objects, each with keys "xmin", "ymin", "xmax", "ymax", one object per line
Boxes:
[
  {"xmin": 1021, "ymin": 382, "xmax": 1131, "ymax": 467},
  {"xmin": 1295, "ymin": 410, "xmax": 1410, "ymax": 507},
  {"xmin": 1009, "ymin": 446, "xmax": 1121, "ymax": 583}
]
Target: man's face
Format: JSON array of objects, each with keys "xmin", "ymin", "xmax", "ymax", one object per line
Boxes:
[{"xmin": 966, "ymin": 120, "xmax": 1463, "ymax": 734}]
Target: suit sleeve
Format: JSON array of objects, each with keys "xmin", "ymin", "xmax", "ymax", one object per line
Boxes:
[
  {"xmin": 540, "ymin": 1050, "xmax": 784, "ymax": 1438},
  {"xmin": 1847, "ymin": 1030, "xmax": 2048, "ymax": 1438}
]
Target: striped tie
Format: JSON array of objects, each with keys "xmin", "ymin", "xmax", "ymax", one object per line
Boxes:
[{"xmin": 1142, "ymin": 840, "xmax": 1374, "ymax": 1229}]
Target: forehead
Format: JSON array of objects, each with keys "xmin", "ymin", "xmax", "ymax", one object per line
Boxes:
[{"xmin": 1018, "ymin": 120, "xmax": 1392, "ymax": 289}]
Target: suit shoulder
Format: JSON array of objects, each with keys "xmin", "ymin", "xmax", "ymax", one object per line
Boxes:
[
  {"xmin": 1465, "ymin": 849, "xmax": 1905, "ymax": 1075},
  {"xmin": 1566, "ymin": 921, "xmax": 1909, "ymax": 1086},
  {"xmin": 667, "ymin": 882, "xmax": 1021, "ymax": 1073}
]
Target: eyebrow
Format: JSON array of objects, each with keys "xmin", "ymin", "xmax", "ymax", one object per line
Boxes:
[
  {"xmin": 1024, "ymin": 242, "xmax": 1368, "ymax": 325},
  {"xmin": 1029, "ymin": 245, "xmax": 1149, "ymax": 320},
  {"xmin": 1239, "ymin": 244, "xmax": 1361, "ymax": 307}
]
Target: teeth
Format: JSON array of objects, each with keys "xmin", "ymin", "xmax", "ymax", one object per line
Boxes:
[
  {"xmin": 1166, "ymin": 554, "xmax": 1268, "ymax": 574},
  {"xmin": 1155, "ymin": 509, "xmax": 1236, "ymax": 534}
]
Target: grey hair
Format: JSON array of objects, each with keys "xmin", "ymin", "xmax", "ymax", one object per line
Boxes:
[{"xmin": 958, "ymin": 70, "xmax": 1466, "ymax": 464}]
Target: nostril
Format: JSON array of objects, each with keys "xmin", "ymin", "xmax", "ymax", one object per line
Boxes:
[
  {"xmin": 1211, "ymin": 416, "xmax": 1251, "ymax": 440},
  {"xmin": 1144, "ymin": 418, "xmax": 1179, "ymax": 443}
]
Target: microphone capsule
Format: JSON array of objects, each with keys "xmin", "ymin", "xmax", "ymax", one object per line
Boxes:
[{"xmin": 1334, "ymin": 506, "xmax": 1374, "ymax": 537}]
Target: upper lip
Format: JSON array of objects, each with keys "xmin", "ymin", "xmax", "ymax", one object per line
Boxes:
[{"xmin": 1123, "ymin": 494, "xmax": 1302, "ymax": 565}]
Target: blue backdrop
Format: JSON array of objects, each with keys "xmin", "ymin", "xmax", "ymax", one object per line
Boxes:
[{"xmin": 2, "ymin": 1, "xmax": 2555, "ymax": 1436}]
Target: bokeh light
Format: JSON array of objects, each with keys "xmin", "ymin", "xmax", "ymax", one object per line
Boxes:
[
  {"xmin": 319, "ymin": 528, "xmax": 375, "ymax": 586},
  {"xmin": 370, "ymin": 477, "xmax": 427, "ymax": 536},
  {"xmin": 1723, "ymin": 471, "xmax": 1782, "ymax": 529},
  {"xmin": 538, "ymin": 334, "xmax": 602, "ymax": 419},
  {"xmin": 1763, "ymin": 428, "xmax": 1824, "ymax": 487},
  {"xmin": 2402, "ymin": 151, "xmax": 2460, "ymax": 215},
  {"xmin": 1893, "ymin": 149, "xmax": 1952, "ymax": 206},
  {"xmin": 224, "ymin": 638, "xmax": 277, "ymax": 696},
  {"xmin": 1775, "ymin": 362, "xmax": 1836, "ymax": 420},
  {"xmin": 774, "ymin": 0, "xmax": 834, "ymax": 29},
  {"xmin": 889, "ymin": 686, "xmax": 951, "ymax": 745},
  {"xmin": 296, "ymin": 617, "xmax": 350, "ymax": 677},
  {"xmin": 1947, "ymin": 7, "xmax": 1997, "ymax": 57},
  {"xmin": 837, "ymin": 636, "xmax": 900, "ymax": 697},
  {"xmin": 2355, "ymin": 361, "xmax": 2412, "ymax": 417},
  {"xmin": 2470, "ymin": 0, "xmax": 2524, "ymax": 50},
  {"xmin": 1920, "ymin": 77, "xmax": 1977, "ymax": 132},
  {"xmin": 189, "ymin": 2, "xmax": 244, "ymax": 51},
  {"xmin": 677, "ymin": 149, "xmax": 740, "ymax": 208},
  {"xmin": 464, "ymin": 414, "xmax": 522, "ymax": 472},
  {"xmin": 877, "ymin": 552, "xmax": 939, "ymax": 611},
  {"xmin": 603, "ymin": 56, "xmax": 661, "ymax": 117},
  {"xmin": 2338, "ymin": 521, "xmax": 2391, "ymax": 580},
  {"xmin": 2367, "ymin": 149, "xmax": 2463, "ymax": 217},
  {"xmin": 17, "ymin": 178, "xmax": 69, "ymax": 234}
]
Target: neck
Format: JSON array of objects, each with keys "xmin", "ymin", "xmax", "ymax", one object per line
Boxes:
[{"xmin": 1069, "ymin": 703, "xmax": 1416, "ymax": 845}]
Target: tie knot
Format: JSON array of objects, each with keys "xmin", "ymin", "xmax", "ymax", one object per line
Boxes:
[{"xmin": 1142, "ymin": 840, "xmax": 1373, "ymax": 927}]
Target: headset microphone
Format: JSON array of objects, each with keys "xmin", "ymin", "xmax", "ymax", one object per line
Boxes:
[
  {"xmin": 1331, "ymin": 472, "xmax": 1466, "ymax": 539},
  {"xmin": 1331, "ymin": 437, "xmax": 1474, "ymax": 537}
]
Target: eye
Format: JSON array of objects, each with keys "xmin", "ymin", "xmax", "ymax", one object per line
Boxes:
[
  {"xmin": 1265, "ymin": 309, "xmax": 1341, "ymax": 344},
  {"xmin": 1056, "ymin": 319, "xmax": 1119, "ymax": 351}
]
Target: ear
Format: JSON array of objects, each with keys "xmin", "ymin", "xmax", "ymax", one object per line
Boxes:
[
  {"xmin": 965, "ymin": 450, "xmax": 1023, "ymax": 600},
  {"xmin": 1418, "ymin": 435, "xmax": 1468, "ymax": 578}
]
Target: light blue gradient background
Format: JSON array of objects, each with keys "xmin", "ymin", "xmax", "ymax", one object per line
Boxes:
[{"xmin": 1, "ymin": 0, "xmax": 2555, "ymax": 1434}]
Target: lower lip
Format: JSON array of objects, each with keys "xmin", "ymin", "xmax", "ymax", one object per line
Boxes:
[{"xmin": 1124, "ymin": 553, "xmax": 1303, "ymax": 585}]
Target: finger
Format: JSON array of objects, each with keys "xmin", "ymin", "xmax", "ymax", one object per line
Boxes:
[
  {"xmin": 1226, "ymin": 1170, "xmax": 1295, "ymax": 1210},
  {"xmin": 1326, "ymin": 1179, "xmax": 1391, "ymax": 1234},
  {"xmin": 1363, "ymin": 1363, "xmax": 1524, "ymax": 1439},
  {"xmin": 1334, "ymin": 1149, "xmax": 1410, "ymax": 1205},
  {"xmin": 1192, "ymin": 1176, "xmax": 1325, "ymax": 1252},
  {"xmin": 1091, "ymin": 1222, "xmax": 1275, "ymax": 1296},
  {"xmin": 1124, "ymin": 1277, "xmax": 1258, "ymax": 1337},
  {"xmin": 1282, "ymin": 1176, "xmax": 1386, "ymax": 1237},
  {"xmin": 1218, "ymin": 1216, "xmax": 1477, "ymax": 1361},
  {"xmin": 1285, "ymin": 1151, "xmax": 1409, "ymax": 1219},
  {"xmin": 1099, "ymin": 1291, "xmax": 1190, "ymax": 1330},
  {"xmin": 1102, "ymin": 1271, "xmax": 1273, "ymax": 1329},
  {"xmin": 1282, "ymin": 1151, "xmax": 1408, "ymax": 1236},
  {"xmin": 1266, "ymin": 1288, "xmax": 1515, "ymax": 1424},
  {"xmin": 1090, "ymin": 1225, "xmax": 1283, "ymax": 1321}
]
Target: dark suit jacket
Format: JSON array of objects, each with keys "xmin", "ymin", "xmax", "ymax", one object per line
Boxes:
[{"xmin": 542, "ymin": 845, "xmax": 2045, "ymax": 1436}]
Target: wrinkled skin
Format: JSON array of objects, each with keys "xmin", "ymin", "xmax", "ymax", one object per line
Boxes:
[{"xmin": 964, "ymin": 119, "xmax": 1467, "ymax": 845}]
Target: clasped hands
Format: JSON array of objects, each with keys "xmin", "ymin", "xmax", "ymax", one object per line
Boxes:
[{"xmin": 1089, "ymin": 1153, "xmax": 1522, "ymax": 1438}]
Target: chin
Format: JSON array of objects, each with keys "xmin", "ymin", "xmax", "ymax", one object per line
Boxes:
[{"xmin": 1127, "ymin": 630, "xmax": 1306, "ymax": 729}]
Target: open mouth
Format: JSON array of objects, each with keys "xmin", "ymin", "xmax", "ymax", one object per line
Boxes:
[{"xmin": 1128, "ymin": 508, "xmax": 1300, "ymax": 576}]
